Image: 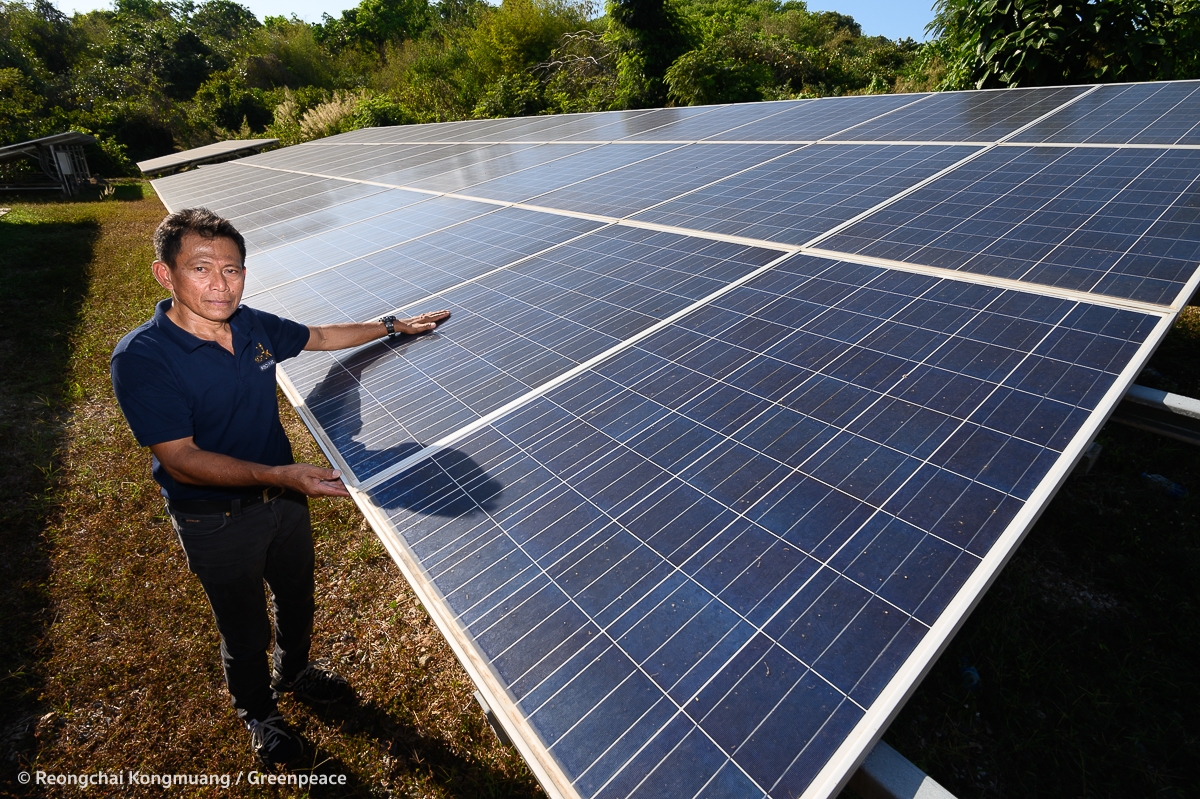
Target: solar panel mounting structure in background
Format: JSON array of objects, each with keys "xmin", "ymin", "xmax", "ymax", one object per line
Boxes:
[
  {"xmin": 152, "ymin": 81, "xmax": 1200, "ymax": 799},
  {"xmin": 137, "ymin": 138, "xmax": 279, "ymax": 177}
]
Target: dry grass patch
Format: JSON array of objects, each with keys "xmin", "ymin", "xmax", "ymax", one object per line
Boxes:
[{"xmin": 1, "ymin": 188, "xmax": 540, "ymax": 798}]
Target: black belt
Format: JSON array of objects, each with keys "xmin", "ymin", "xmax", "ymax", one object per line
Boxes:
[{"xmin": 166, "ymin": 487, "xmax": 290, "ymax": 515}]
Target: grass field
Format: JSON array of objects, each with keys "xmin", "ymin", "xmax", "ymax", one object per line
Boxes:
[{"xmin": 0, "ymin": 188, "xmax": 1196, "ymax": 799}]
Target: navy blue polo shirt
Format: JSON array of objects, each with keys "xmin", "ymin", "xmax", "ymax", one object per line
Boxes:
[{"xmin": 111, "ymin": 298, "xmax": 311, "ymax": 502}]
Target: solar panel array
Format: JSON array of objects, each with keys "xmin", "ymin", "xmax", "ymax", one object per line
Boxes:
[{"xmin": 152, "ymin": 81, "xmax": 1200, "ymax": 799}]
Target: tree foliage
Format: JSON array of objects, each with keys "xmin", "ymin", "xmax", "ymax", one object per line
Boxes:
[
  {"xmin": 930, "ymin": 0, "xmax": 1200, "ymax": 88},
  {"xmin": 28, "ymin": 0, "xmax": 1197, "ymax": 177},
  {"xmin": 607, "ymin": 0, "xmax": 694, "ymax": 104}
]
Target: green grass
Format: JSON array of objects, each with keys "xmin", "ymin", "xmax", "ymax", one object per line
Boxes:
[{"xmin": 0, "ymin": 189, "xmax": 1196, "ymax": 798}]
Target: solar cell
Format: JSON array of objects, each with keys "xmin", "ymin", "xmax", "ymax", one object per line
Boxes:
[
  {"xmin": 832, "ymin": 85, "xmax": 1092, "ymax": 142},
  {"xmin": 1011, "ymin": 80, "xmax": 1200, "ymax": 145},
  {"xmin": 231, "ymin": 181, "xmax": 394, "ymax": 235},
  {"xmin": 817, "ymin": 146, "xmax": 1200, "ymax": 305},
  {"xmin": 226, "ymin": 180, "xmax": 392, "ymax": 234},
  {"xmin": 364, "ymin": 253, "xmax": 1161, "ymax": 799},
  {"xmin": 312, "ymin": 117, "xmax": 521, "ymax": 145},
  {"xmin": 428, "ymin": 115, "xmax": 585, "ymax": 143},
  {"xmin": 631, "ymin": 144, "xmax": 977, "ymax": 244},
  {"xmin": 153, "ymin": 167, "xmax": 390, "ymax": 232}
]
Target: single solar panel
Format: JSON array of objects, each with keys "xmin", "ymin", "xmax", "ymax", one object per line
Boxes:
[
  {"xmin": 137, "ymin": 138, "xmax": 277, "ymax": 176},
  {"xmin": 630, "ymin": 144, "xmax": 977, "ymax": 245},
  {"xmin": 818, "ymin": 146, "xmax": 1200, "ymax": 306},
  {"xmin": 543, "ymin": 106, "xmax": 722, "ymax": 142},
  {"xmin": 454, "ymin": 143, "xmax": 682, "ymax": 203},
  {"xmin": 244, "ymin": 195, "xmax": 499, "ymax": 294},
  {"xmin": 242, "ymin": 189, "xmax": 431, "ymax": 251},
  {"xmin": 703, "ymin": 94, "xmax": 925, "ymax": 142},
  {"xmin": 621, "ymin": 101, "xmax": 809, "ymax": 142},
  {"xmin": 830, "ymin": 85, "xmax": 1092, "ymax": 143},
  {"xmin": 510, "ymin": 144, "xmax": 800, "ymax": 218},
  {"xmin": 150, "ymin": 80, "xmax": 1200, "ymax": 799},
  {"xmin": 1010, "ymin": 80, "xmax": 1200, "ymax": 145}
]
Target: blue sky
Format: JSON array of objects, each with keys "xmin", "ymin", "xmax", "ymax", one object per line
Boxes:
[{"xmin": 54, "ymin": 0, "xmax": 937, "ymax": 41}]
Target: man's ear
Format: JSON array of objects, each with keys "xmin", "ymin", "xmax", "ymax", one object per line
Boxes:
[{"xmin": 151, "ymin": 260, "xmax": 174, "ymax": 292}]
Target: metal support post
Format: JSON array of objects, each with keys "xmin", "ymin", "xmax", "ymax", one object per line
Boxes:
[
  {"xmin": 1111, "ymin": 383, "xmax": 1200, "ymax": 447},
  {"xmin": 848, "ymin": 741, "xmax": 959, "ymax": 799}
]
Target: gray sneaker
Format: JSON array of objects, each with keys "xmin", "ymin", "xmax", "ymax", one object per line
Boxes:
[
  {"xmin": 272, "ymin": 659, "xmax": 353, "ymax": 705},
  {"xmin": 247, "ymin": 711, "xmax": 304, "ymax": 767}
]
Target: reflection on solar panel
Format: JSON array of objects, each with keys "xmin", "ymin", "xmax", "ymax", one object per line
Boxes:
[
  {"xmin": 152, "ymin": 82, "xmax": 1200, "ymax": 799},
  {"xmin": 1011, "ymin": 80, "xmax": 1200, "ymax": 144}
]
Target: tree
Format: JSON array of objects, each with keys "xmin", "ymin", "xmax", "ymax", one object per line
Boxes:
[
  {"xmin": 469, "ymin": 0, "xmax": 589, "ymax": 75},
  {"xmin": 606, "ymin": 0, "xmax": 694, "ymax": 105},
  {"xmin": 191, "ymin": 0, "xmax": 260, "ymax": 41},
  {"xmin": 929, "ymin": 0, "xmax": 1200, "ymax": 89},
  {"xmin": 665, "ymin": 30, "xmax": 791, "ymax": 104},
  {"xmin": 0, "ymin": 66, "xmax": 44, "ymax": 143},
  {"xmin": 318, "ymin": 0, "xmax": 432, "ymax": 52},
  {"xmin": 662, "ymin": 0, "xmax": 920, "ymax": 104}
]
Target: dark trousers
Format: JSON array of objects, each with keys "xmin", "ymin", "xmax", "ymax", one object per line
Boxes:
[{"xmin": 168, "ymin": 493, "xmax": 314, "ymax": 723}]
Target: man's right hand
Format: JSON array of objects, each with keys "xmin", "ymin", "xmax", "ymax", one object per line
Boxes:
[
  {"xmin": 151, "ymin": 436, "xmax": 351, "ymax": 497},
  {"xmin": 268, "ymin": 464, "xmax": 351, "ymax": 497}
]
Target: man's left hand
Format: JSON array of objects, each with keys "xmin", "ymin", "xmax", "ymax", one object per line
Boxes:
[{"xmin": 393, "ymin": 309, "xmax": 451, "ymax": 334}]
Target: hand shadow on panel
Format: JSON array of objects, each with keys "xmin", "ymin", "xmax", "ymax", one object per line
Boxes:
[
  {"xmin": 304, "ymin": 335, "xmax": 505, "ymax": 516},
  {"xmin": 299, "ymin": 344, "xmax": 528, "ymax": 796}
]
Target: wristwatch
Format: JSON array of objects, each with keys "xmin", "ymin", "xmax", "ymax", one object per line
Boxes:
[{"xmin": 379, "ymin": 315, "xmax": 398, "ymax": 338}]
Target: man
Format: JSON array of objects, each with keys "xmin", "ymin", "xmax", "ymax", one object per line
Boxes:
[{"xmin": 110, "ymin": 208, "xmax": 449, "ymax": 767}]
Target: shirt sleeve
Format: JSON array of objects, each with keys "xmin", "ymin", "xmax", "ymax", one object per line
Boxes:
[
  {"xmin": 250, "ymin": 308, "xmax": 311, "ymax": 362},
  {"xmin": 110, "ymin": 351, "xmax": 194, "ymax": 447}
]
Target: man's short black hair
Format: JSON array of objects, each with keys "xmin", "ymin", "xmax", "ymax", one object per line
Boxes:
[{"xmin": 154, "ymin": 208, "xmax": 246, "ymax": 268}]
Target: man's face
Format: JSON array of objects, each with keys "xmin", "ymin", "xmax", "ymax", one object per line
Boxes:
[{"xmin": 153, "ymin": 232, "xmax": 245, "ymax": 325}]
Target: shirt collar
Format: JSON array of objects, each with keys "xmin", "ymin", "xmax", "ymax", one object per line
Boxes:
[{"xmin": 153, "ymin": 298, "xmax": 253, "ymax": 354}]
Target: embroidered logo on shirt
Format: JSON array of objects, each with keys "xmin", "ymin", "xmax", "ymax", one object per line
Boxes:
[{"xmin": 255, "ymin": 342, "xmax": 276, "ymax": 371}]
